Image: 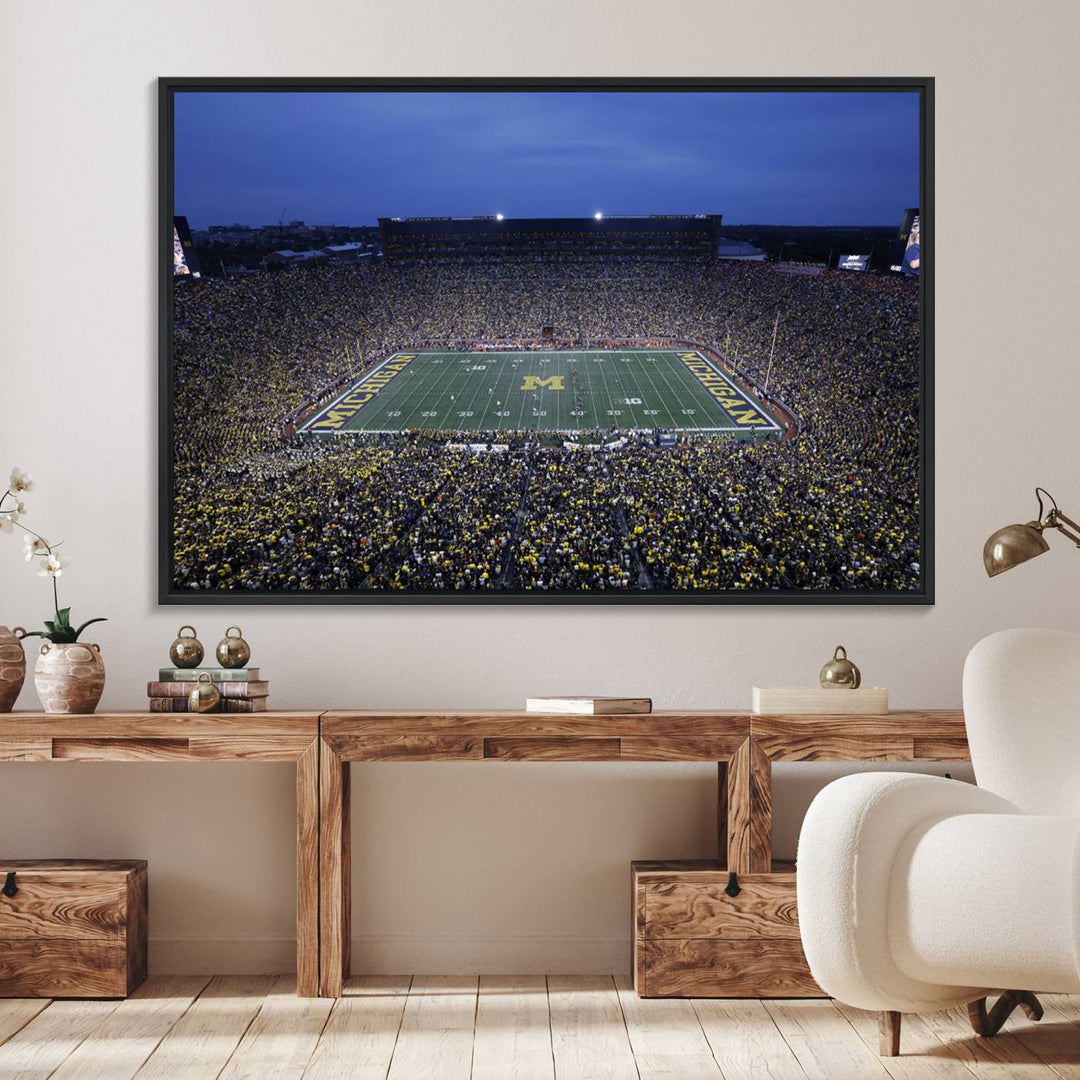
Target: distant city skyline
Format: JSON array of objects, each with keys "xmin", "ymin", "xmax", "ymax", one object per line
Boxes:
[{"xmin": 175, "ymin": 90, "xmax": 920, "ymax": 230}]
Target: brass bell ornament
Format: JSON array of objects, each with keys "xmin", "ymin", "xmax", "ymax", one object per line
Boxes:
[
  {"xmin": 216, "ymin": 626, "xmax": 251, "ymax": 669},
  {"xmin": 169, "ymin": 625, "xmax": 204, "ymax": 669},
  {"xmin": 188, "ymin": 672, "xmax": 221, "ymax": 713},
  {"xmin": 820, "ymin": 645, "xmax": 861, "ymax": 689}
]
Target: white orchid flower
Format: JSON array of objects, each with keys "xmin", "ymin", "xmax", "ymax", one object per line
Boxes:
[
  {"xmin": 38, "ymin": 552, "xmax": 69, "ymax": 578},
  {"xmin": 0, "ymin": 514, "xmax": 13, "ymax": 535},
  {"xmin": 8, "ymin": 468, "xmax": 34, "ymax": 493},
  {"xmin": 23, "ymin": 534, "xmax": 49, "ymax": 560}
]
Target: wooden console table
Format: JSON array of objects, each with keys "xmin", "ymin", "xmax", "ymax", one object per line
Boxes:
[
  {"xmin": 318, "ymin": 708, "xmax": 969, "ymax": 998},
  {"xmin": 2, "ymin": 708, "xmax": 971, "ymax": 999},
  {"xmin": 0, "ymin": 712, "xmax": 322, "ymax": 997},
  {"xmin": 738, "ymin": 709, "xmax": 970, "ymax": 873}
]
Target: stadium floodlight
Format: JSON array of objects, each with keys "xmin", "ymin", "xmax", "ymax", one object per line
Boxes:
[{"xmin": 594, "ymin": 211, "xmax": 603, "ymax": 220}]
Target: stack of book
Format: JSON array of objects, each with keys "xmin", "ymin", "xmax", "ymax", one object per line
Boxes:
[{"xmin": 147, "ymin": 667, "xmax": 269, "ymax": 713}]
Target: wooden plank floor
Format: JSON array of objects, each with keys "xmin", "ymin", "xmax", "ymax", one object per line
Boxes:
[{"xmin": 2, "ymin": 976, "xmax": 1079, "ymax": 1079}]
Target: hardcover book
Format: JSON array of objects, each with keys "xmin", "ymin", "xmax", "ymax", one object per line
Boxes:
[
  {"xmin": 158, "ymin": 668, "xmax": 261, "ymax": 682},
  {"xmin": 147, "ymin": 696, "xmax": 268, "ymax": 713},
  {"xmin": 222, "ymin": 698, "xmax": 268, "ymax": 713},
  {"xmin": 525, "ymin": 696, "xmax": 652, "ymax": 715},
  {"xmin": 147, "ymin": 680, "xmax": 269, "ymax": 699}
]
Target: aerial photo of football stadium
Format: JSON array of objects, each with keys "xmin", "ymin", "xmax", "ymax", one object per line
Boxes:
[{"xmin": 164, "ymin": 82, "xmax": 928, "ymax": 601}]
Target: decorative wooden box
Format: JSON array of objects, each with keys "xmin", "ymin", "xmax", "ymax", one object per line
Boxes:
[
  {"xmin": 632, "ymin": 860, "xmax": 822, "ymax": 998},
  {"xmin": 0, "ymin": 859, "xmax": 148, "ymax": 998},
  {"xmin": 752, "ymin": 686, "xmax": 889, "ymax": 714}
]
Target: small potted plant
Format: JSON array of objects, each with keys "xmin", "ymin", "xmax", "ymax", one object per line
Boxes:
[{"xmin": 1, "ymin": 468, "xmax": 108, "ymax": 714}]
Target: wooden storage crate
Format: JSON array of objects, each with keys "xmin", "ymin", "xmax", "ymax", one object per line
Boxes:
[
  {"xmin": 0, "ymin": 859, "xmax": 148, "ymax": 998},
  {"xmin": 632, "ymin": 860, "xmax": 822, "ymax": 998}
]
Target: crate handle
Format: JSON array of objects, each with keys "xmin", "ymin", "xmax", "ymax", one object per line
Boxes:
[
  {"xmin": 724, "ymin": 871, "xmax": 741, "ymax": 898},
  {"xmin": 2, "ymin": 871, "xmax": 15, "ymax": 898}
]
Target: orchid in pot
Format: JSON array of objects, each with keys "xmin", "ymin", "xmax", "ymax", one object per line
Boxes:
[{"xmin": 1, "ymin": 468, "xmax": 108, "ymax": 713}]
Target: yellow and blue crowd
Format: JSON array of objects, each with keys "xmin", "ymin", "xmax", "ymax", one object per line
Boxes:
[{"xmin": 171, "ymin": 257, "xmax": 920, "ymax": 592}]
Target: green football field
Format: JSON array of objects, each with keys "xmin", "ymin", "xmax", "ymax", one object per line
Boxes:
[{"xmin": 302, "ymin": 348, "xmax": 782, "ymax": 436}]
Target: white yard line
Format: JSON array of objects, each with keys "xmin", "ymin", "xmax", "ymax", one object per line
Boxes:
[
  {"xmin": 595, "ymin": 354, "xmax": 620, "ymax": 430},
  {"xmin": 460, "ymin": 356, "xmax": 489, "ymax": 430},
  {"xmin": 582, "ymin": 353, "xmax": 600, "ymax": 430},
  {"xmin": 415, "ymin": 352, "xmax": 456, "ymax": 429},
  {"xmin": 639, "ymin": 355, "xmax": 677, "ymax": 430},
  {"xmin": 437, "ymin": 352, "xmax": 465, "ymax": 429},
  {"xmin": 515, "ymin": 360, "xmax": 530, "ymax": 429},
  {"xmin": 653, "ymin": 352, "xmax": 702, "ymax": 431}
]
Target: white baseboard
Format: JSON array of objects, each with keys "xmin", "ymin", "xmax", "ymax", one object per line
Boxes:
[{"xmin": 149, "ymin": 935, "xmax": 630, "ymax": 975}]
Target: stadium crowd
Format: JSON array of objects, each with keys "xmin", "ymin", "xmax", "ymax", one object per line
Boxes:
[{"xmin": 171, "ymin": 256, "xmax": 920, "ymax": 593}]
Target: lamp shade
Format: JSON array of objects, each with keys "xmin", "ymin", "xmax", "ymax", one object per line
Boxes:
[{"xmin": 983, "ymin": 522, "xmax": 1050, "ymax": 577}]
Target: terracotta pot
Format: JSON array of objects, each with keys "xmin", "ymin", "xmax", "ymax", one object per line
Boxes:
[
  {"xmin": 0, "ymin": 626, "xmax": 27, "ymax": 713},
  {"xmin": 34, "ymin": 642, "xmax": 106, "ymax": 715}
]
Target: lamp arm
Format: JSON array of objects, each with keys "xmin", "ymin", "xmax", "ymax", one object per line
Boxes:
[{"xmin": 1047, "ymin": 509, "xmax": 1080, "ymax": 548}]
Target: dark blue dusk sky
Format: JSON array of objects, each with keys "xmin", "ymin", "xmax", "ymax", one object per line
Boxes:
[{"xmin": 175, "ymin": 90, "xmax": 919, "ymax": 229}]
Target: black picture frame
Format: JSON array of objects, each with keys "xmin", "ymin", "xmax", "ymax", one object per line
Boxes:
[{"xmin": 159, "ymin": 76, "xmax": 934, "ymax": 606}]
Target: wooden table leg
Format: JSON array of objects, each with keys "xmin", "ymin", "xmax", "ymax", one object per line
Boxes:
[
  {"xmin": 296, "ymin": 738, "xmax": 320, "ymax": 997},
  {"xmin": 717, "ymin": 760, "xmax": 728, "ymax": 869},
  {"xmin": 726, "ymin": 738, "xmax": 772, "ymax": 874},
  {"xmin": 319, "ymin": 738, "xmax": 351, "ymax": 997},
  {"xmin": 750, "ymin": 740, "xmax": 773, "ymax": 873}
]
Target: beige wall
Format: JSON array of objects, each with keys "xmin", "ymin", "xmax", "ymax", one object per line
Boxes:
[{"xmin": 2, "ymin": 0, "xmax": 1078, "ymax": 973}]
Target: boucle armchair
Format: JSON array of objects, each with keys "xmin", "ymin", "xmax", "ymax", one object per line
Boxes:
[{"xmin": 797, "ymin": 628, "xmax": 1080, "ymax": 1055}]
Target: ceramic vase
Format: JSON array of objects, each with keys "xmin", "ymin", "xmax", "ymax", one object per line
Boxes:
[
  {"xmin": 34, "ymin": 642, "xmax": 106, "ymax": 714},
  {"xmin": 0, "ymin": 626, "xmax": 27, "ymax": 713}
]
